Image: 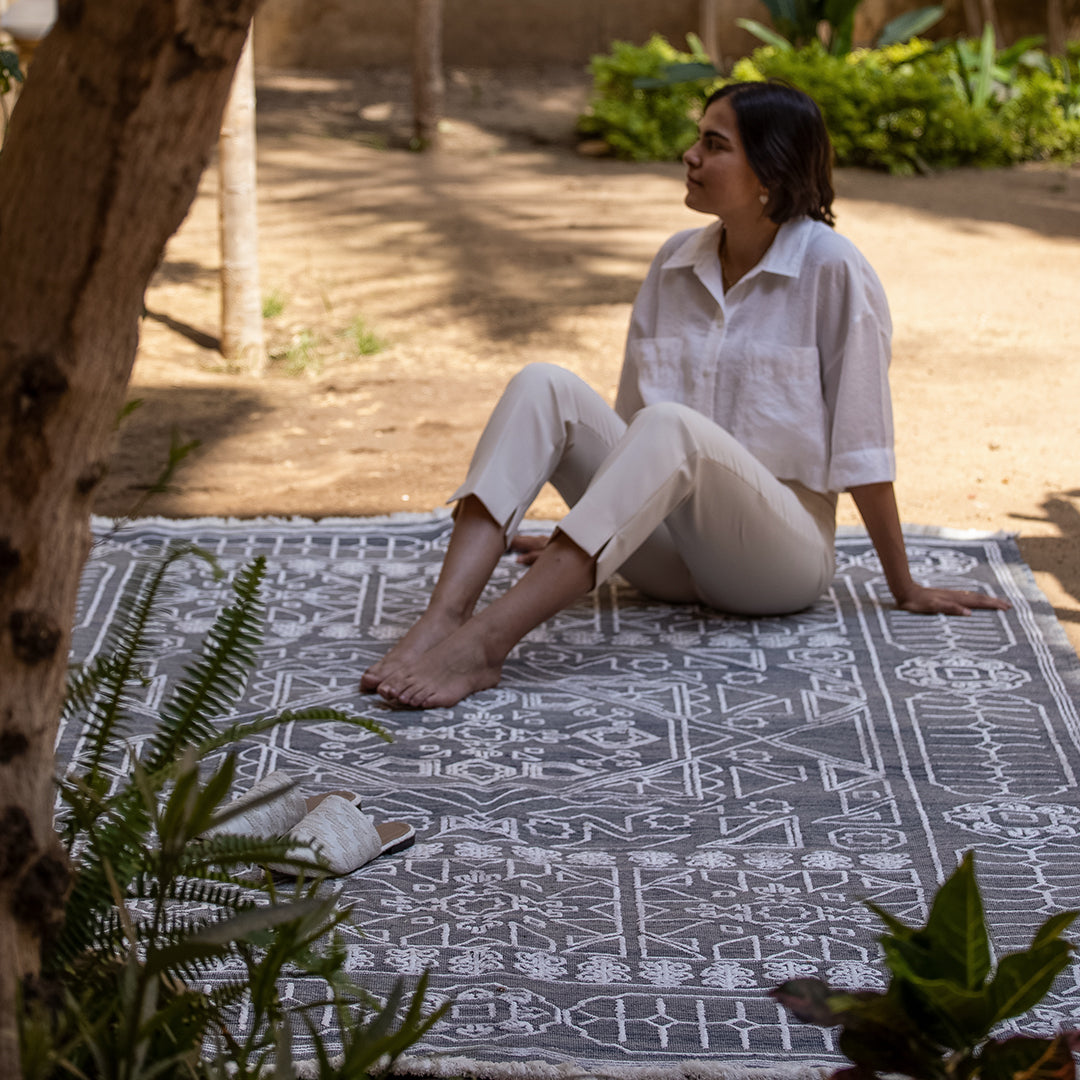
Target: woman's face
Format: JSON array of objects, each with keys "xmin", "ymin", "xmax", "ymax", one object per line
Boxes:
[{"xmin": 683, "ymin": 97, "xmax": 769, "ymax": 222}]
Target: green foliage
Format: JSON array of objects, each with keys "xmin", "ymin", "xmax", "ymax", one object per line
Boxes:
[
  {"xmin": 0, "ymin": 44, "xmax": 23, "ymax": 95},
  {"xmin": 262, "ymin": 289, "xmax": 287, "ymax": 319},
  {"xmin": 0, "ymin": 44, "xmax": 24, "ymax": 142},
  {"xmin": 743, "ymin": 0, "xmax": 859, "ymax": 54},
  {"xmin": 272, "ymin": 326, "xmax": 320, "ymax": 375},
  {"xmin": 732, "ymin": 36, "xmax": 1080, "ymax": 174},
  {"xmin": 738, "ymin": 0, "xmax": 945, "ymax": 55},
  {"xmin": 21, "ymin": 546, "xmax": 445, "ymax": 1079},
  {"xmin": 345, "ymin": 315, "xmax": 388, "ymax": 357},
  {"xmin": 578, "ymin": 28, "xmax": 1080, "ymax": 174},
  {"xmin": 577, "ymin": 34, "xmax": 719, "ymax": 161},
  {"xmin": 771, "ymin": 851, "xmax": 1080, "ymax": 1079},
  {"xmin": 876, "ymin": 6, "xmax": 947, "ymax": 49}
]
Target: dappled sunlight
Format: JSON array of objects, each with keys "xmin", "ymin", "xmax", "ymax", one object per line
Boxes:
[
  {"xmin": 113, "ymin": 72, "xmax": 1080, "ymax": 662},
  {"xmin": 835, "ymin": 162, "xmax": 1080, "ymax": 241}
]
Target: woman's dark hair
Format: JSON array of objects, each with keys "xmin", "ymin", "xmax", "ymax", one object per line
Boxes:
[{"xmin": 705, "ymin": 82, "xmax": 835, "ymax": 227}]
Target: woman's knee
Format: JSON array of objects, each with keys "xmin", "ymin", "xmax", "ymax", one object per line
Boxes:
[
  {"xmin": 628, "ymin": 401, "xmax": 736, "ymax": 454},
  {"xmin": 505, "ymin": 362, "xmax": 581, "ymax": 401}
]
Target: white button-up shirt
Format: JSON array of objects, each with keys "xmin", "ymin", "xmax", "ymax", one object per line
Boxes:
[{"xmin": 615, "ymin": 216, "xmax": 894, "ymax": 495}]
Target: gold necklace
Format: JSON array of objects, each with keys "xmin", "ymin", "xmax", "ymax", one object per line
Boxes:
[
  {"xmin": 719, "ymin": 224, "xmax": 778, "ymax": 293},
  {"xmin": 719, "ymin": 227, "xmax": 734, "ymax": 293}
]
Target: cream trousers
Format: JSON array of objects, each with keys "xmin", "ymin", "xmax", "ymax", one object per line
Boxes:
[{"xmin": 449, "ymin": 363, "xmax": 837, "ymax": 616}]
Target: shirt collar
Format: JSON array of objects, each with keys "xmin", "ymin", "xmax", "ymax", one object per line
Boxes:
[{"xmin": 661, "ymin": 216, "xmax": 816, "ymax": 281}]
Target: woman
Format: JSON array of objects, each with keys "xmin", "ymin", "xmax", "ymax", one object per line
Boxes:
[{"xmin": 361, "ymin": 81, "xmax": 1009, "ymax": 709}]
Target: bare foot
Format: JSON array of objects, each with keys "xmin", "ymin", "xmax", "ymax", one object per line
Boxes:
[
  {"xmin": 376, "ymin": 624, "xmax": 503, "ymax": 709},
  {"xmin": 360, "ymin": 608, "xmax": 464, "ymax": 692}
]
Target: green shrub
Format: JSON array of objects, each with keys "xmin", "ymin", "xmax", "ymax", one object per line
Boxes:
[
  {"xmin": 578, "ymin": 33, "xmax": 1080, "ymax": 173},
  {"xmin": 737, "ymin": 38, "xmax": 1080, "ymax": 172},
  {"xmin": 772, "ymin": 851, "xmax": 1080, "ymax": 1079},
  {"xmin": 733, "ymin": 41, "xmax": 1008, "ymax": 173},
  {"xmin": 577, "ymin": 34, "xmax": 719, "ymax": 161}
]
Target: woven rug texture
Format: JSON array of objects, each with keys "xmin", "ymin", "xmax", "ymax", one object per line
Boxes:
[{"xmin": 66, "ymin": 515, "xmax": 1080, "ymax": 1079}]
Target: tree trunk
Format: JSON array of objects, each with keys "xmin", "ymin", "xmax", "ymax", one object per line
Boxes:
[
  {"xmin": 412, "ymin": 0, "xmax": 444, "ymax": 150},
  {"xmin": 0, "ymin": 2, "xmax": 260, "ymax": 1075},
  {"xmin": 961, "ymin": 0, "xmax": 982, "ymax": 35},
  {"xmin": 219, "ymin": 27, "xmax": 265, "ymax": 373},
  {"xmin": 979, "ymin": 0, "xmax": 1003, "ymax": 44},
  {"xmin": 1046, "ymin": 0, "xmax": 1066, "ymax": 54},
  {"xmin": 699, "ymin": 0, "xmax": 721, "ymax": 65}
]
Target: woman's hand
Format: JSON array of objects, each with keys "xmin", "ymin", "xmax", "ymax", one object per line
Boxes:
[
  {"xmin": 895, "ymin": 584, "xmax": 1011, "ymax": 617},
  {"xmin": 848, "ymin": 482, "xmax": 1012, "ymax": 618},
  {"xmin": 508, "ymin": 533, "xmax": 551, "ymax": 566}
]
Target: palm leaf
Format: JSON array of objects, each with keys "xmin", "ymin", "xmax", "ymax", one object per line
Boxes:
[
  {"xmin": 736, "ymin": 17, "xmax": 795, "ymax": 51},
  {"xmin": 877, "ymin": 5, "xmax": 945, "ymax": 48}
]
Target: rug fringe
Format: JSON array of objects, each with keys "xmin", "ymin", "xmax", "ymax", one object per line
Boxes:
[
  {"xmin": 292, "ymin": 1054, "xmax": 832, "ymax": 1080},
  {"xmin": 836, "ymin": 523, "xmax": 1016, "ymax": 540},
  {"xmin": 92, "ymin": 513, "xmax": 1014, "ymax": 543},
  {"xmin": 91, "ymin": 509, "xmax": 456, "ymax": 531}
]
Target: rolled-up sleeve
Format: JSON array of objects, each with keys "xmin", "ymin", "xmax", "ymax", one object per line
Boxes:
[{"xmin": 818, "ymin": 260, "xmax": 895, "ymax": 492}]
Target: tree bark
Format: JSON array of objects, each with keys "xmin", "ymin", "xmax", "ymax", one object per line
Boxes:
[
  {"xmin": 699, "ymin": 0, "xmax": 721, "ymax": 65},
  {"xmin": 961, "ymin": 0, "xmax": 982, "ymax": 36},
  {"xmin": 1046, "ymin": 0, "xmax": 1066, "ymax": 54},
  {"xmin": 979, "ymin": 0, "xmax": 1003, "ymax": 44},
  {"xmin": 412, "ymin": 0, "xmax": 444, "ymax": 150},
  {"xmin": 219, "ymin": 28, "xmax": 265, "ymax": 373},
  {"xmin": 0, "ymin": 1, "xmax": 260, "ymax": 1075}
]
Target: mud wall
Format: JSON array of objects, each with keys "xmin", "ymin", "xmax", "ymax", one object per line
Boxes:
[{"xmin": 253, "ymin": 0, "xmax": 1080, "ymax": 71}]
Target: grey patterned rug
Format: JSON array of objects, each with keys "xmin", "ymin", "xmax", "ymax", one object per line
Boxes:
[{"xmin": 68, "ymin": 514, "xmax": 1080, "ymax": 1079}]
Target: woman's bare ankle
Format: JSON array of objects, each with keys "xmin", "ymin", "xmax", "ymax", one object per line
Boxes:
[{"xmin": 360, "ymin": 606, "xmax": 469, "ymax": 691}]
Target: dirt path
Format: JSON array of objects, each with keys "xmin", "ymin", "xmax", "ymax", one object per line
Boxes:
[{"xmin": 96, "ymin": 69, "xmax": 1080, "ymax": 655}]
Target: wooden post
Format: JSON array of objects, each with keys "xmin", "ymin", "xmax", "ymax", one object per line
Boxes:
[
  {"xmin": 1047, "ymin": 0, "xmax": 1066, "ymax": 55},
  {"xmin": 218, "ymin": 28, "xmax": 265, "ymax": 373},
  {"xmin": 412, "ymin": 0, "xmax": 444, "ymax": 150},
  {"xmin": 961, "ymin": 0, "xmax": 982, "ymax": 36},
  {"xmin": 979, "ymin": 0, "xmax": 1003, "ymax": 45},
  {"xmin": 699, "ymin": 0, "xmax": 721, "ymax": 65}
]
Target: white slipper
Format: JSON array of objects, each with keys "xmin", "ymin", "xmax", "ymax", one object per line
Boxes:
[
  {"xmin": 271, "ymin": 794, "xmax": 416, "ymax": 876},
  {"xmin": 204, "ymin": 771, "xmax": 362, "ymax": 839}
]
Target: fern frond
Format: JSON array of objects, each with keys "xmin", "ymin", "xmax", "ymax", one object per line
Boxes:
[
  {"xmin": 64, "ymin": 544, "xmax": 217, "ymax": 789},
  {"xmin": 142, "ymin": 875, "xmax": 260, "ymax": 913},
  {"xmin": 48, "ymin": 801, "xmax": 156, "ymax": 969},
  {"xmin": 197, "ymin": 706, "xmax": 391, "ymax": 758},
  {"xmin": 142, "ymin": 557, "xmax": 267, "ymax": 775},
  {"xmin": 174, "ymin": 834, "xmax": 302, "ymax": 878},
  {"xmin": 148, "ymin": 897, "xmax": 333, "ymax": 979}
]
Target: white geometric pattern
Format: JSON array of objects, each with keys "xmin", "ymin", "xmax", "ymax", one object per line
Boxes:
[{"xmin": 65, "ymin": 516, "xmax": 1080, "ymax": 1074}]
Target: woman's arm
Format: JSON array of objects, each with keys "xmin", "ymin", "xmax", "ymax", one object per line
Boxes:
[{"xmin": 848, "ymin": 481, "xmax": 1011, "ymax": 616}]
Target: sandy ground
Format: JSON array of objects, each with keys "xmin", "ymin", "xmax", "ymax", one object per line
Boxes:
[{"xmin": 95, "ymin": 68, "xmax": 1080, "ymax": 657}]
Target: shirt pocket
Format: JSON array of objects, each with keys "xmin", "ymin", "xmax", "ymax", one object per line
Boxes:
[
  {"xmin": 726, "ymin": 342, "xmax": 827, "ymax": 452},
  {"xmin": 630, "ymin": 335, "xmax": 717, "ymax": 418}
]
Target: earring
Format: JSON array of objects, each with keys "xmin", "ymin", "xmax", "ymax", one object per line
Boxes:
[{"xmin": 759, "ymin": 192, "xmax": 769, "ymax": 205}]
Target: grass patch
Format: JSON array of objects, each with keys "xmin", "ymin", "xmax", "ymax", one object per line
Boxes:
[
  {"xmin": 271, "ymin": 327, "xmax": 320, "ymax": 375},
  {"xmin": 345, "ymin": 315, "xmax": 388, "ymax": 356},
  {"xmin": 262, "ymin": 289, "xmax": 287, "ymax": 319}
]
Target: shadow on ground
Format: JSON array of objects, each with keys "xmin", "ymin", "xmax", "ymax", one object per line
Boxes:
[
  {"xmin": 98, "ymin": 386, "xmax": 265, "ymax": 517},
  {"xmin": 1016, "ymin": 491, "xmax": 1080, "ymax": 626}
]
